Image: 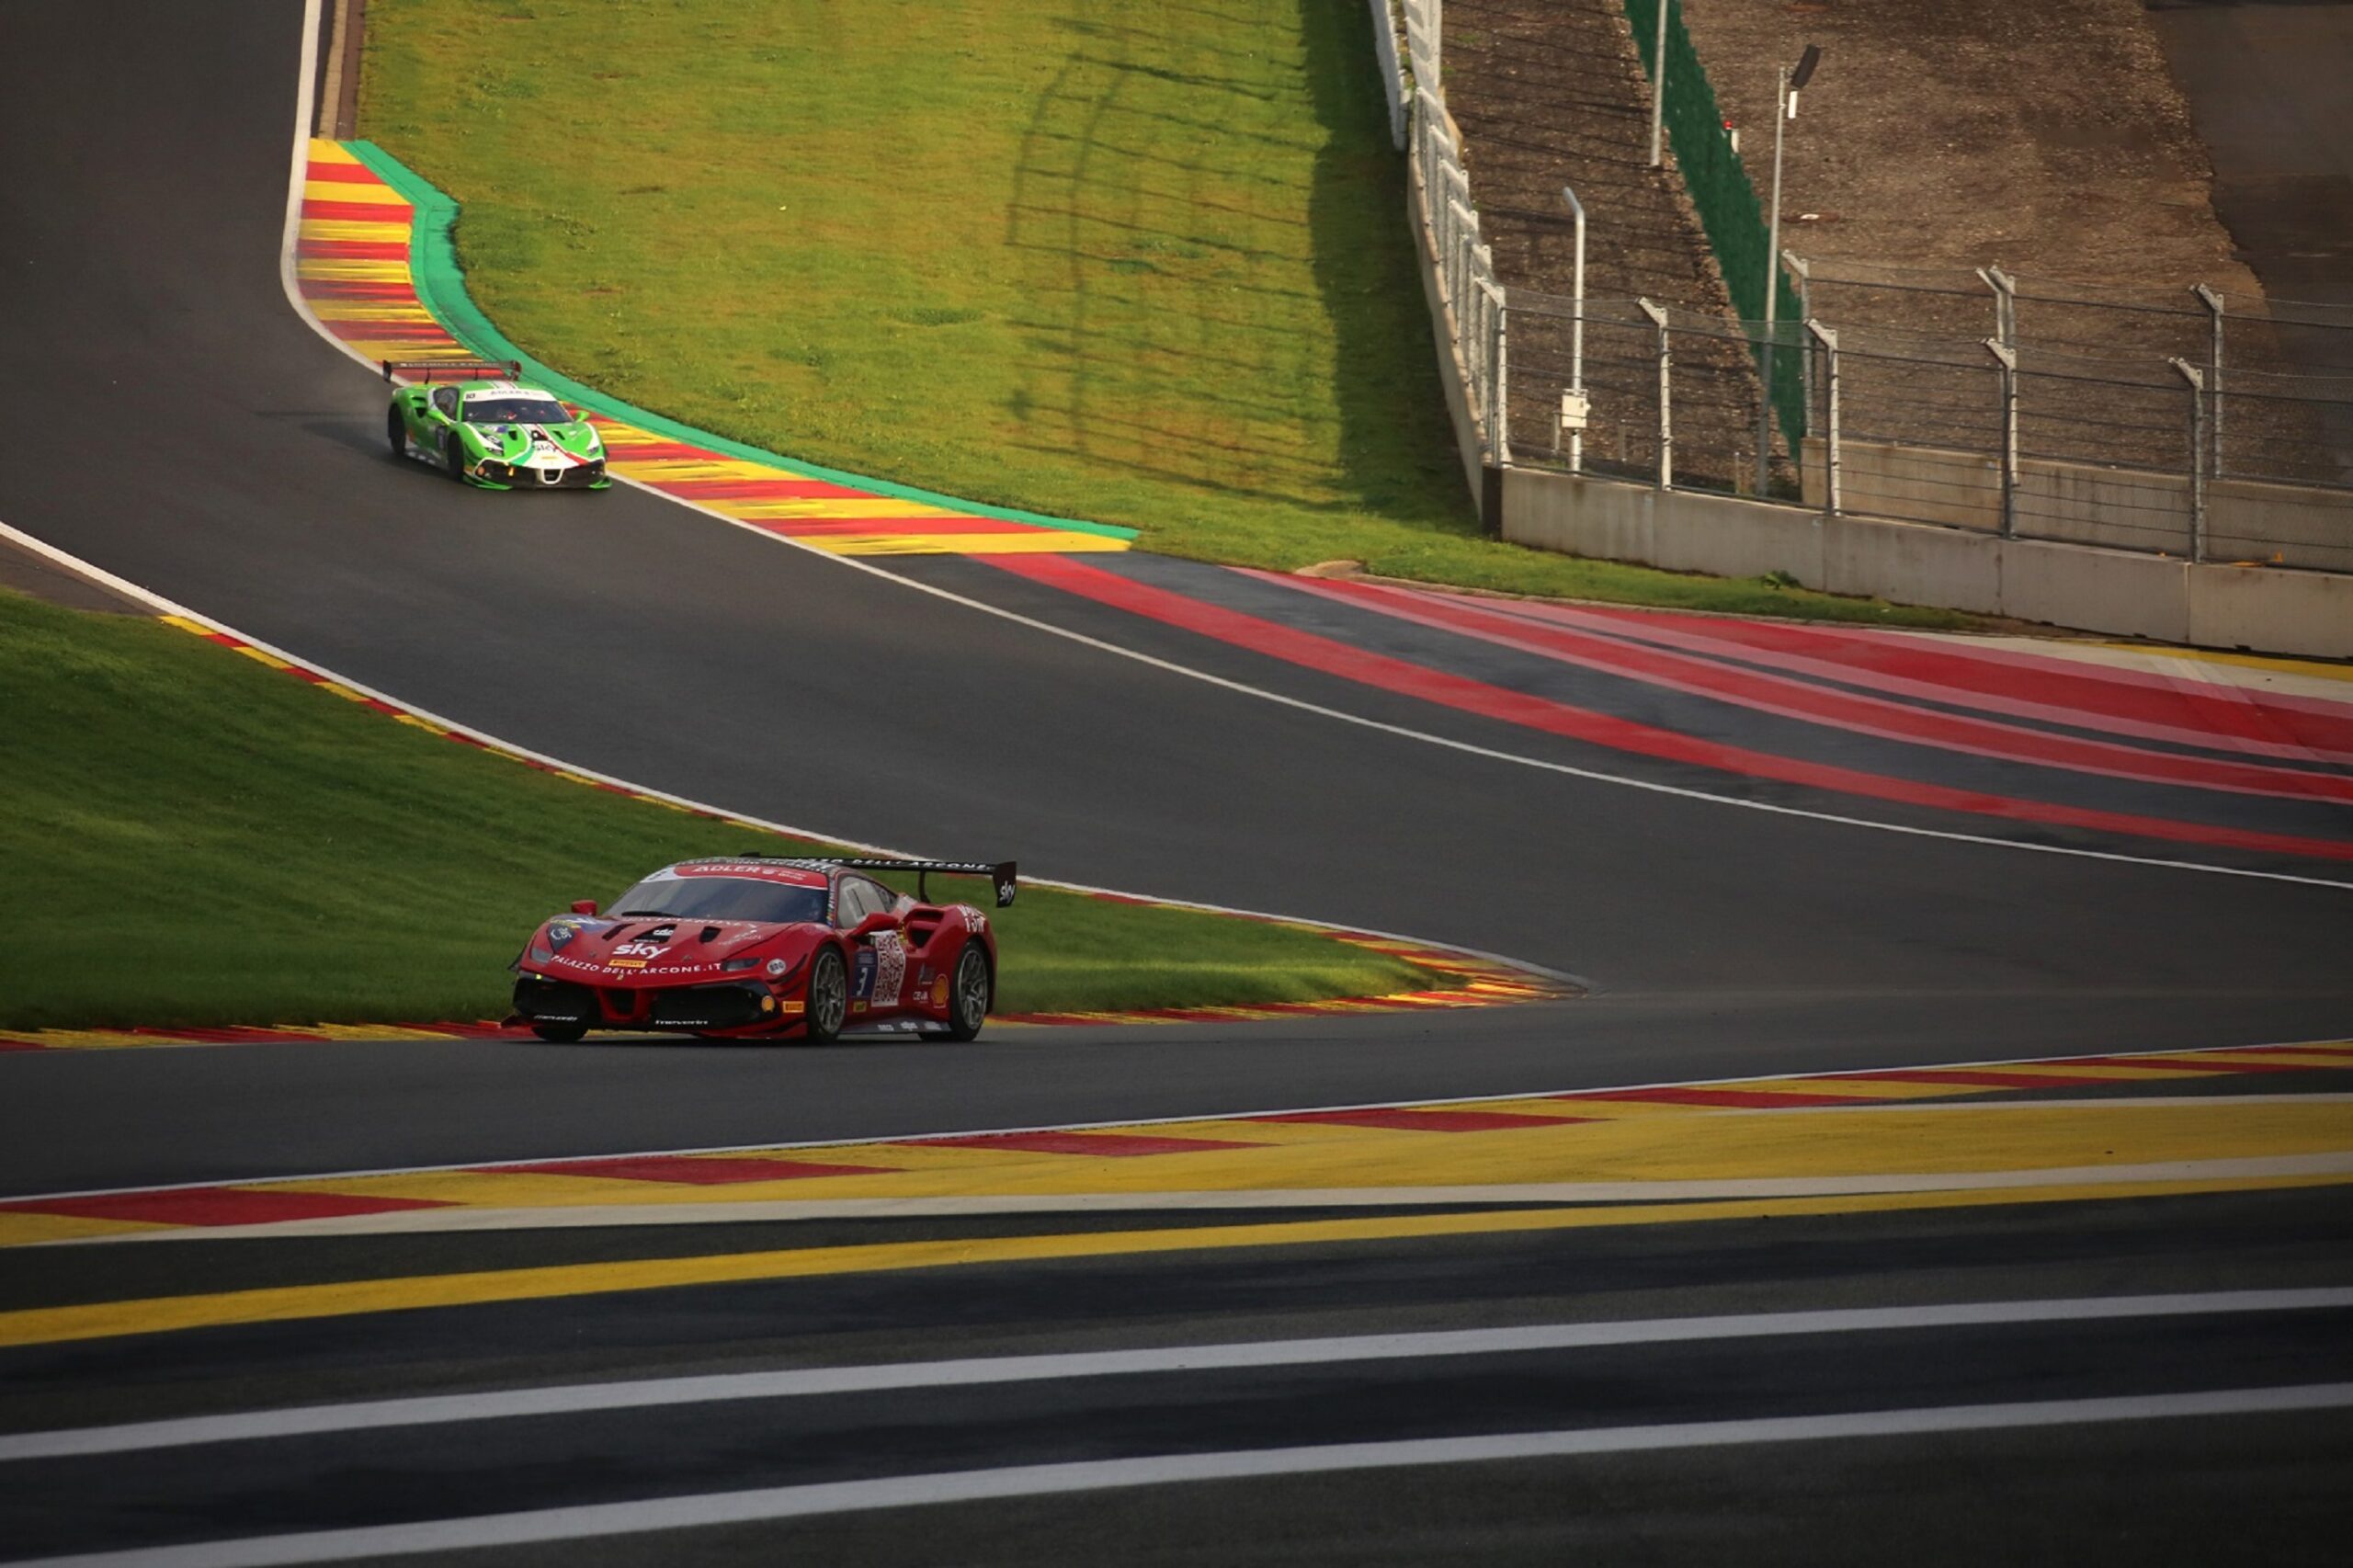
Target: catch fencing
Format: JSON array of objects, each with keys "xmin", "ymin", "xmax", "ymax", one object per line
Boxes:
[
  {"xmin": 1397, "ymin": 0, "xmax": 1507, "ymax": 464},
  {"xmin": 1502, "ymin": 281, "xmax": 2353, "ymax": 572},
  {"xmin": 1791, "ymin": 256, "xmax": 2353, "ymax": 494},
  {"xmin": 1621, "ymin": 0, "xmax": 1804, "ymax": 452},
  {"xmin": 1369, "ymin": 0, "xmax": 1406, "ymax": 150},
  {"xmin": 1370, "ymin": 2, "xmax": 2353, "ymax": 574}
]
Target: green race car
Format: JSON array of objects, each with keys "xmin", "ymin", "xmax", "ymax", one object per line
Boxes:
[{"xmin": 382, "ymin": 358, "xmax": 609, "ymax": 490}]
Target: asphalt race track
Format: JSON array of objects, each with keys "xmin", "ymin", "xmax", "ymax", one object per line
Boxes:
[{"xmin": 3, "ymin": 2, "xmax": 2350, "ymax": 1562}]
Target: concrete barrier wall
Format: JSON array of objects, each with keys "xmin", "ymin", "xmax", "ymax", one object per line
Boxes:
[
  {"xmin": 2207, "ymin": 476, "xmax": 2353, "ymax": 573},
  {"xmin": 1804, "ymin": 437, "xmax": 2353, "ymax": 573},
  {"xmin": 1504, "ymin": 464, "xmax": 2353, "ymax": 658},
  {"xmin": 1804, "ymin": 437, "xmax": 1999, "ymax": 533},
  {"xmin": 2016, "ymin": 463, "xmax": 2191, "ymax": 556},
  {"xmin": 2188, "ymin": 562, "xmax": 2353, "ymax": 653}
]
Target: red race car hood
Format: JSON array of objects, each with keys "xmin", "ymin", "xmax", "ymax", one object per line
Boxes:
[{"xmin": 524, "ymin": 914, "xmax": 824, "ymax": 986}]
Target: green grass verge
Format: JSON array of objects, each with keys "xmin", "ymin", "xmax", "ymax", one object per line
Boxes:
[
  {"xmin": 0, "ymin": 590, "xmax": 1439, "ymax": 1030},
  {"xmin": 355, "ymin": 0, "xmax": 1974, "ymax": 630}
]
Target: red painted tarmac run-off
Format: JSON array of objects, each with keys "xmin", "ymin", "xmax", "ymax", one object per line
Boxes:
[{"xmin": 994, "ymin": 555, "xmax": 2353, "ymax": 866}]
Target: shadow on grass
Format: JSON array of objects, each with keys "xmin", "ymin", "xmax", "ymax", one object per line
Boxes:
[
  {"xmin": 1297, "ymin": 0, "xmax": 1477, "ymax": 529},
  {"xmin": 1002, "ymin": 2, "xmax": 1471, "ymax": 528}
]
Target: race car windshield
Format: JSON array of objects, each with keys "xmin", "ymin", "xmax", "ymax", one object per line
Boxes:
[
  {"xmin": 603, "ymin": 875, "xmax": 828, "ymax": 925},
  {"xmin": 465, "ymin": 396, "xmax": 573, "ymax": 425}
]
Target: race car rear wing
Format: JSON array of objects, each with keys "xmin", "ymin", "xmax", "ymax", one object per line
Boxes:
[
  {"xmin": 381, "ymin": 358, "xmax": 523, "ymax": 383},
  {"xmin": 733, "ymin": 853, "xmax": 1018, "ymax": 907}
]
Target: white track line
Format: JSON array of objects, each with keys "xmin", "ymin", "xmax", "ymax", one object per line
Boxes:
[
  {"xmin": 274, "ymin": 0, "xmax": 348, "ymax": 371},
  {"xmin": 45, "ymin": 1145, "xmax": 2353, "ymax": 1248},
  {"xmin": 244, "ymin": 0, "xmax": 2353, "ymax": 896},
  {"xmin": 6, "ymin": 1037, "xmax": 2347, "ymax": 1206},
  {"xmin": 6, "ymin": 1289, "xmax": 2347, "ymax": 1463},
  {"xmin": 13, "ymin": 1383, "xmax": 2353, "ymax": 1565},
  {"xmin": 0, "ymin": 512, "xmax": 1578, "ymax": 1006}
]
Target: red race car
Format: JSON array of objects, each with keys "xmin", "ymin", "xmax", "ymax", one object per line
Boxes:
[{"xmin": 509, "ymin": 854, "xmax": 1015, "ymax": 1044}]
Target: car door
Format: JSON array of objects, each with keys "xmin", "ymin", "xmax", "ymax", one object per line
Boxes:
[
  {"xmin": 837, "ymin": 876, "xmax": 909, "ymax": 1021},
  {"xmin": 426, "ymin": 386, "xmax": 463, "ymax": 452}
]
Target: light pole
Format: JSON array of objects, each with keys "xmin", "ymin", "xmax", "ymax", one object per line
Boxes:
[{"xmin": 1756, "ymin": 42, "xmax": 1820, "ymax": 497}]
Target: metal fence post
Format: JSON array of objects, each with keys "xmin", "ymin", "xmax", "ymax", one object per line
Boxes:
[
  {"xmin": 1786, "ymin": 250, "xmax": 1811, "ymax": 415},
  {"xmin": 1446, "ymin": 202, "xmax": 1461, "ymax": 312},
  {"xmin": 1806, "ymin": 318, "xmax": 1838, "ymax": 517},
  {"xmin": 2193, "ymin": 284, "xmax": 2224, "ymax": 478},
  {"xmin": 1985, "ymin": 338, "xmax": 2018, "ymax": 539},
  {"xmin": 1413, "ymin": 88, "xmax": 1439, "ymax": 207},
  {"xmin": 1979, "ymin": 266, "xmax": 2017, "ymax": 350},
  {"xmin": 1640, "ymin": 298, "xmax": 1672, "ymax": 490},
  {"xmin": 1464, "ymin": 262, "xmax": 1481, "ymax": 428},
  {"xmin": 1561, "ymin": 186, "xmax": 1586, "ymax": 473},
  {"xmin": 2171, "ymin": 357, "xmax": 2206, "ymax": 562},
  {"xmin": 1484, "ymin": 278, "xmax": 1508, "ymax": 463}
]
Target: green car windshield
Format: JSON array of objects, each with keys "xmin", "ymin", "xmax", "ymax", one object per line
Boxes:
[{"xmin": 465, "ymin": 394, "xmax": 573, "ymax": 425}]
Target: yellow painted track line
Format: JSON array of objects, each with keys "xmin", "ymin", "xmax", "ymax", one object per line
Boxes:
[
  {"xmin": 8, "ymin": 1092, "xmax": 2347, "ymax": 1246},
  {"xmin": 7, "ymin": 1170, "xmax": 2346, "ymax": 1351},
  {"xmin": 2105, "ymin": 643, "xmax": 2353, "ymax": 686}
]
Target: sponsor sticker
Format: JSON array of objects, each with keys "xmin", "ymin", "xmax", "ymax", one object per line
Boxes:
[
  {"xmin": 608, "ymin": 958, "xmax": 648, "ymax": 970},
  {"xmin": 931, "ymin": 976, "xmax": 949, "ymax": 1007},
  {"xmin": 673, "ymin": 862, "xmax": 827, "ymax": 887},
  {"xmin": 781, "ymin": 999, "xmax": 805, "ymax": 1015},
  {"xmin": 872, "ymin": 930, "xmax": 905, "ymax": 1009}
]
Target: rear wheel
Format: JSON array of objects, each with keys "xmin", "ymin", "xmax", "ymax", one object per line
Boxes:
[
  {"xmin": 385, "ymin": 404, "xmax": 406, "ymax": 459},
  {"xmin": 530, "ymin": 1021, "xmax": 586, "ymax": 1043},
  {"xmin": 943, "ymin": 945, "xmax": 991, "ymax": 1042},
  {"xmin": 804, "ymin": 947, "xmax": 848, "ymax": 1043}
]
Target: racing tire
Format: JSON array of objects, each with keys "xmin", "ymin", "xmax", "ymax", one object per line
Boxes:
[
  {"xmin": 803, "ymin": 946, "xmax": 848, "ymax": 1044},
  {"xmin": 443, "ymin": 431, "xmax": 467, "ymax": 483},
  {"xmin": 385, "ymin": 405, "xmax": 406, "ymax": 460},
  {"xmin": 530, "ymin": 1021, "xmax": 587, "ymax": 1043},
  {"xmin": 942, "ymin": 945, "xmax": 992, "ymax": 1042}
]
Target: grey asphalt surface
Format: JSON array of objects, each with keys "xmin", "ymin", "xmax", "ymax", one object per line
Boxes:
[
  {"xmin": 2, "ymin": 1, "xmax": 2350, "ymax": 1562},
  {"xmin": 5, "ymin": 1187, "xmax": 2351, "ymax": 1564},
  {"xmin": 0, "ymin": 0, "xmax": 2347, "ymax": 1192},
  {"xmin": 7, "ymin": 997, "xmax": 2352, "ymax": 1199}
]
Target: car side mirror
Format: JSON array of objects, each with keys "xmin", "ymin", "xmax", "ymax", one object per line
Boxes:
[
  {"xmin": 571, "ymin": 900, "xmax": 600, "ymax": 915},
  {"xmin": 849, "ymin": 911, "xmax": 901, "ymax": 942}
]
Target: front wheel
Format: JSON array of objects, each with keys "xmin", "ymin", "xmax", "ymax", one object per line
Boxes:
[
  {"xmin": 530, "ymin": 1021, "xmax": 586, "ymax": 1043},
  {"xmin": 803, "ymin": 946, "xmax": 848, "ymax": 1043},
  {"xmin": 385, "ymin": 404, "xmax": 406, "ymax": 460},
  {"xmin": 443, "ymin": 430, "xmax": 467, "ymax": 482},
  {"xmin": 942, "ymin": 945, "xmax": 991, "ymax": 1042}
]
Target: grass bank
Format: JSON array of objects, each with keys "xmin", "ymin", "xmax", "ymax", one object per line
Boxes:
[
  {"xmin": 0, "ymin": 590, "xmax": 1439, "ymax": 1030},
  {"xmin": 357, "ymin": 0, "xmax": 1972, "ymax": 629}
]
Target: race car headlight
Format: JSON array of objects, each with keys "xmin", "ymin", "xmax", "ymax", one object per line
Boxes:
[
  {"xmin": 529, "ymin": 944, "xmax": 555, "ymax": 963},
  {"xmin": 720, "ymin": 957, "xmax": 761, "ymax": 972}
]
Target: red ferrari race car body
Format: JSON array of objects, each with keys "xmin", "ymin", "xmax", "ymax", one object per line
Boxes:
[{"xmin": 509, "ymin": 855, "xmax": 1015, "ymax": 1044}]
